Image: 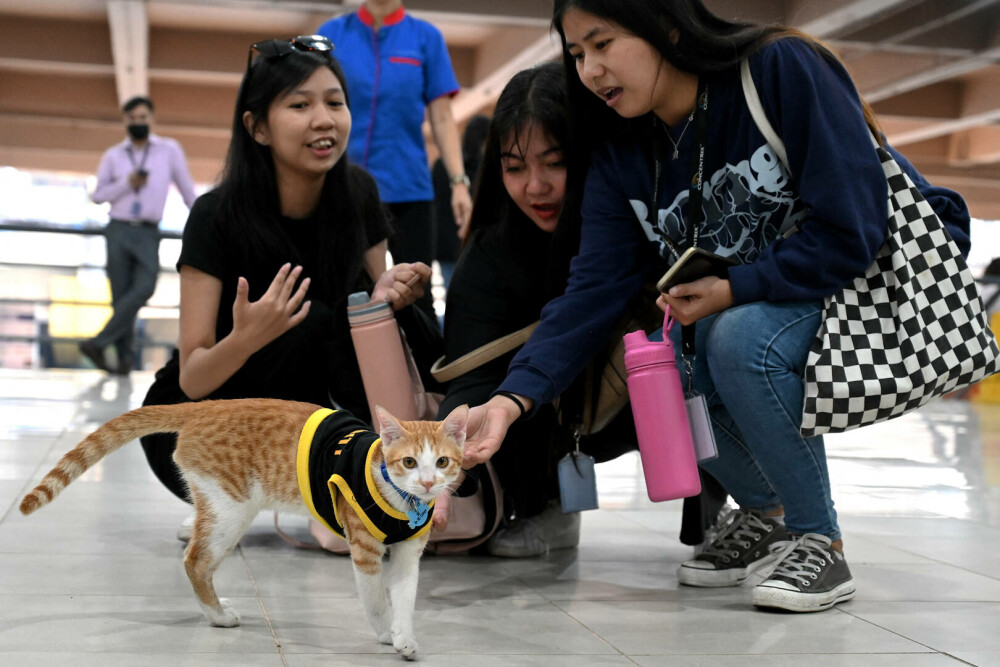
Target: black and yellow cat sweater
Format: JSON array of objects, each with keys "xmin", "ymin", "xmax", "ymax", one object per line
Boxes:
[{"xmin": 296, "ymin": 408, "xmax": 434, "ymax": 544}]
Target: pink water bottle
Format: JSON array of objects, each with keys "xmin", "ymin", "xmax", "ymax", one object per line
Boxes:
[
  {"xmin": 623, "ymin": 306, "xmax": 702, "ymax": 502},
  {"xmin": 347, "ymin": 291, "xmax": 420, "ymax": 421}
]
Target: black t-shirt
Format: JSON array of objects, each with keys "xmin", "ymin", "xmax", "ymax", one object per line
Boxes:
[
  {"xmin": 437, "ymin": 225, "xmax": 550, "ymax": 413},
  {"xmin": 300, "ymin": 408, "xmax": 433, "ymax": 544},
  {"xmin": 176, "ymin": 173, "xmax": 391, "ymax": 418}
]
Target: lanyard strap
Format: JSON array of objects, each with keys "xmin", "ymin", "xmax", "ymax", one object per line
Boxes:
[
  {"xmin": 126, "ymin": 143, "xmax": 150, "ymax": 193},
  {"xmin": 684, "ymin": 79, "xmax": 710, "ymax": 250},
  {"xmin": 682, "ymin": 79, "xmax": 709, "ymax": 356},
  {"xmin": 649, "ymin": 80, "xmax": 710, "ymax": 358}
]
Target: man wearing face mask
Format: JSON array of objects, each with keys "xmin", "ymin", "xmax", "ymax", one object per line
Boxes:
[{"xmin": 80, "ymin": 96, "xmax": 197, "ymax": 375}]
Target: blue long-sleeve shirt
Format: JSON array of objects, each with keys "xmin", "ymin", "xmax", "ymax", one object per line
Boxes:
[{"xmin": 499, "ymin": 38, "xmax": 970, "ymax": 406}]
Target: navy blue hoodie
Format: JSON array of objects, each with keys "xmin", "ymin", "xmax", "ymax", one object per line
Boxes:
[{"xmin": 499, "ymin": 38, "xmax": 971, "ymax": 406}]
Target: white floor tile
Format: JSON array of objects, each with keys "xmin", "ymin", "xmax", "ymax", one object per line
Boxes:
[
  {"xmin": 263, "ymin": 594, "xmax": 619, "ymax": 656},
  {"xmin": 0, "ymin": 594, "xmax": 276, "ymax": 654},
  {"xmin": 633, "ymin": 654, "xmax": 968, "ymax": 666},
  {"xmin": 1, "ymin": 368, "xmax": 999, "ymax": 663},
  {"xmin": 0, "ymin": 653, "xmax": 285, "ymax": 667},
  {"xmin": 844, "ymin": 601, "xmax": 1000, "ymax": 652},
  {"xmin": 554, "ymin": 599, "xmax": 928, "ymax": 655}
]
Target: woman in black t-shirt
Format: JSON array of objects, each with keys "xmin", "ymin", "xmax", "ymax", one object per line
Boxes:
[{"xmin": 141, "ymin": 36, "xmax": 434, "ymax": 504}]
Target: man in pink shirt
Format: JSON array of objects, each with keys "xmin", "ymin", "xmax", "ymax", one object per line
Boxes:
[{"xmin": 80, "ymin": 96, "xmax": 197, "ymax": 375}]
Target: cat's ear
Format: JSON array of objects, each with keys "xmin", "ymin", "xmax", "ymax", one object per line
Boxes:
[
  {"xmin": 375, "ymin": 405, "xmax": 406, "ymax": 448},
  {"xmin": 440, "ymin": 404, "xmax": 469, "ymax": 448}
]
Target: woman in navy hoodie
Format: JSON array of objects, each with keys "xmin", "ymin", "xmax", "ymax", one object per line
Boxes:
[{"xmin": 462, "ymin": 0, "xmax": 971, "ymax": 613}]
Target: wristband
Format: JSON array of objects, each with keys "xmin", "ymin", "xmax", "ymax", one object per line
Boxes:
[{"xmin": 495, "ymin": 391, "xmax": 526, "ymax": 419}]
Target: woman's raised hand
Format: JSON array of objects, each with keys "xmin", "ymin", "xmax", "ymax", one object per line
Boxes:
[
  {"xmin": 372, "ymin": 261, "xmax": 433, "ymax": 310},
  {"xmin": 231, "ymin": 263, "xmax": 311, "ymax": 354}
]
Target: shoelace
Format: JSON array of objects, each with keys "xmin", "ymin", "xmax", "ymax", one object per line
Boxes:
[
  {"xmin": 700, "ymin": 510, "xmax": 774, "ymax": 561},
  {"xmin": 767, "ymin": 533, "xmax": 835, "ymax": 586}
]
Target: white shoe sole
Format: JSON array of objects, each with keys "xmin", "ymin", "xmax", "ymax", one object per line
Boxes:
[
  {"xmin": 677, "ymin": 551, "xmax": 781, "ymax": 588},
  {"xmin": 752, "ymin": 579, "xmax": 856, "ymax": 612},
  {"xmin": 177, "ymin": 515, "xmax": 195, "ymax": 542}
]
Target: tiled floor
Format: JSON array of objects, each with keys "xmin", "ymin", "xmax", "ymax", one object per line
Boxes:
[{"xmin": 1, "ymin": 368, "xmax": 999, "ymax": 666}]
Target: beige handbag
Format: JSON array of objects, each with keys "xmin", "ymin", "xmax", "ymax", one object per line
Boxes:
[{"xmin": 431, "ymin": 320, "xmax": 629, "ymax": 436}]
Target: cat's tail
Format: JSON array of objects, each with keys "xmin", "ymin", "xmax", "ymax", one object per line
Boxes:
[{"xmin": 19, "ymin": 404, "xmax": 189, "ymax": 515}]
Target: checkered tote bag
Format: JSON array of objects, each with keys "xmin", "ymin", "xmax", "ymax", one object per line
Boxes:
[
  {"xmin": 740, "ymin": 60, "xmax": 1000, "ymax": 437},
  {"xmin": 800, "ymin": 148, "xmax": 1000, "ymax": 435}
]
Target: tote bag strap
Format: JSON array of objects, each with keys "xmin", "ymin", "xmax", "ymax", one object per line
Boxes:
[
  {"xmin": 740, "ymin": 58, "xmax": 790, "ymax": 173},
  {"xmin": 430, "ymin": 321, "xmax": 540, "ymax": 383},
  {"xmin": 739, "ymin": 58, "xmax": 881, "ymax": 240},
  {"xmin": 740, "ymin": 58, "xmax": 881, "ymax": 177},
  {"xmin": 740, "ymin": 59, "xmax": 800, "ymax": 240}
]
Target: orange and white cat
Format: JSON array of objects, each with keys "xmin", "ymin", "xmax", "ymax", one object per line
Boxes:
[{"xmin": 19, "ymin": 398, "xmax": 467, "ymax": 660}]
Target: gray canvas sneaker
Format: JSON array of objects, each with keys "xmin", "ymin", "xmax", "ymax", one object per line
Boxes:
[
  {"xmin": 677, "ymin": 509, "xmax": 787, "ymax": 587},
  {"xmin": 487, "ymin": 500, "xmax": 581, "ymax": 558},
  {"xmin": 752, "ymin": 533, "xmax": 856, "ymax": 612}
]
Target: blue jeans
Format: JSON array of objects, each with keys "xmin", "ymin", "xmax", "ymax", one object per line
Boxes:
[{"xmin": 668, "ymin": 300, "xmax": 840, "ymax": 540}]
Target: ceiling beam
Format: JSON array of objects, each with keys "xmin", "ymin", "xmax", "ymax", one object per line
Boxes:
[
  {"xmin": 450, "ymin": 31, "xmax": 561, "ymax": 123},
  {"xmin": 107, "ymin": 0, "xmax": 149, "ymax": 105},
  {"xmin": 864, "ymin": 46, "xmax": 1000, "ymax": 102},
  {"xmin": 888, "ymin": 107, "xmax": 1000, "ymax": 146},
  {"xmin": 787, "ymin": 0, "xmax": 914, "ymax": 37},
  {"xmin": 951, "ymin": 126, "xmax": 1000, "ymax": 166},
  {"xmin": 879, "ymin": 67, "xmax": 1000, "ymax": 147}
]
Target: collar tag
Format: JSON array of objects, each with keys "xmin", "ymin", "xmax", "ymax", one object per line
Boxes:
[{"xmin": 381, "ymin": 463, "xmax": 431, "ymax": 528}]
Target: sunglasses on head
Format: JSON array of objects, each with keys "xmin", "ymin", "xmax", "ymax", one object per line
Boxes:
[{"xmin": 246, "ymin": 35, "xmax": 334, "ymax": 72}]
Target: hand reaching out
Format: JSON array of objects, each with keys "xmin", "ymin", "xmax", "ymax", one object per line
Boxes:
[
  {"xmin": 231, "ymin": 263, "xmax": 311, "ymax": 354},
  {"xmin": 462, "ymin": 394, "xmax": 526, "ymax": 465}
]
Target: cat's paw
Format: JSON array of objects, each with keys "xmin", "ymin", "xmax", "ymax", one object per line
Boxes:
[
  {"xmin": 378, "ymin": 631, "xmax": 394, "ymax": 645},
  {"xmin": 393, "ymin": 634, "xmax": 418, "ymax": 660},
  {"xmin": 206, "ymin": 598, "xmax": 241, "ymax": 628}
]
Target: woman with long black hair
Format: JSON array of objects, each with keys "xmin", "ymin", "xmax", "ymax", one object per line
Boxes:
[{"xmin": 140, "ymin": 36, "xmax": 435, "ymax": 517}]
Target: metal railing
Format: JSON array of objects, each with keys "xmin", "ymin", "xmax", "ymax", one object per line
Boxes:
[{"xmin": 0, "ymin": 220, "xmax": 181, "ymax": 366}]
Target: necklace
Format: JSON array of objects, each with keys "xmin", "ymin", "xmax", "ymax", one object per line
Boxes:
[{"xmin": 661, "ymin": 110, "xmax": 695, "ymax": 160}]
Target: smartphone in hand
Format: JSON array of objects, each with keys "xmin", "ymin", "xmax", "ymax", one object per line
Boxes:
[{"xmin": 656, "ymin": 247, "xmax": 738, "ymax": 293}]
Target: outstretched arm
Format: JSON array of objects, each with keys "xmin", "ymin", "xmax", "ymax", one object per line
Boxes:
[{"xmin": 462, "ymin": 393, "xmax": 533, "ymax": 465}]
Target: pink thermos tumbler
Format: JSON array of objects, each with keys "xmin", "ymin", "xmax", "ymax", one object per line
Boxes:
[
  {"xmin": 623, "ymin": 307, "xmax": 702, "ymax": 502},
  {"xmin": 347, "ymin": 291, "xmax": 420, "ymax": 421}
]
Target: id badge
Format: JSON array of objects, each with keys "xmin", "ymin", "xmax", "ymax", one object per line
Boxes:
[
  {"xmin": 131, "ymin": 200, "xmax": 142, "ymax": 217},
  {"xmin": 557, "ymin": 450, "xmax": 599, "ymax": 513},
  {"xmin": 686, "ymin": 393, "xmax": 719, "ymax": 462}
]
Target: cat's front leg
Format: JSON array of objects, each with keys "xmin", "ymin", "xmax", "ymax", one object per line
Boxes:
[
  {"xmin": 385, "ymin": 538, "xmax": 426, "ymax": 660},
  {"xmin": 352, "ymin": 567, "xmax": 393, "ymax": 643},
  {"xmin": 347, "ymin": 536, "xmax": 392, "ymax": 641}
]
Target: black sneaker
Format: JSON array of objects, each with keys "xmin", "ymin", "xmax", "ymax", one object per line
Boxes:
[
  {"xmin": 752, "ymin": 533, "xmax": 856, "ymax": 612},
  {"xmin": 79, "ymin": 340, "xmax": 111, "ymax": 372},
  {"xmin": 677, "ymin": 509, "xmax": 788, "ymax": 587}
]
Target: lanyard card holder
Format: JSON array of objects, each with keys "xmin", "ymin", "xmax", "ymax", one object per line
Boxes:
[
  {"xmin": 557, "ymin": 437, "xmax": 599, "ymax": 513},
  {"xmin": 685, "ymin": 393, "xmax": 718, "ymax": 462}
]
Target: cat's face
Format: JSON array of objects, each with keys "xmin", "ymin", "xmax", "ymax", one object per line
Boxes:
[{"xmin": 376, "ymin": 405, "xmax": 467, "ymax": 502}]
